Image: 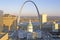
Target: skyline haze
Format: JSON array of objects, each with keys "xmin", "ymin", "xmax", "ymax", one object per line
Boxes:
[{"xmin": 0, "ymin": 0, "xmax": 60, "ymax": 16}]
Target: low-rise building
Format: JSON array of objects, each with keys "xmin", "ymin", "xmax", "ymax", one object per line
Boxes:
[{"xmin": 3, "ymin": 14, "xmax": 17, "ymax": 31}]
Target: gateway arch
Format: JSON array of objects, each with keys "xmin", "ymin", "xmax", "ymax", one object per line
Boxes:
[{"xmin": 17, "ymin": 0, "xmax": 42, "ymax": 29}]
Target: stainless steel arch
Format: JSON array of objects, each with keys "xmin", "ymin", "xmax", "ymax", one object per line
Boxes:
[{"xmin": 18, "ymin": 0, "xmax": 41, "ymax": 29}]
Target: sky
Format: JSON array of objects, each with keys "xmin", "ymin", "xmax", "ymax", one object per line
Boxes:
[{"xmin": 0, "ymin": 0, "xmax": 60, "ymax": 16}]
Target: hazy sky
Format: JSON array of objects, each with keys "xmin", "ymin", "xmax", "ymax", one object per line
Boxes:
[{"xmin": 0, "ymin": 0, "xmax": 60, "ymax": 16}]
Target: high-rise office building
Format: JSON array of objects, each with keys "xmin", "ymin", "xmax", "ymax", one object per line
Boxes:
[
  {"xmin": 42, "ymin": 13, "xmax": 47, "ymax": 24},
  {"xmin": 0, "ymin": 10, "xmax": 3, "ymax": 32}
]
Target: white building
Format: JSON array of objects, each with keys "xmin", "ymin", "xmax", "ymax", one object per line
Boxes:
[
  {"xmin": 56, "ymin": 21, "xmax": 60, "ymax": 32},
  {"xmin": 53, "ymin": 22, "xmax": 58, "ymax": 32},
  {"xmin": 42, "ymin": 13, "xmax": 47, "ymax": 24},
  {"xmin": 27, "ymin": 20, "xmax": 33, "ymax": 32}
]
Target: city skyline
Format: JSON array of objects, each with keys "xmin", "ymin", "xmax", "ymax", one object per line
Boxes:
[
  {"xmin": 0, "ymin": 0, "xmax": 60, "ymax": 40},
  {"xmin": 0, "ymin": 0, "xmax": 60, "ymax": 16}
]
